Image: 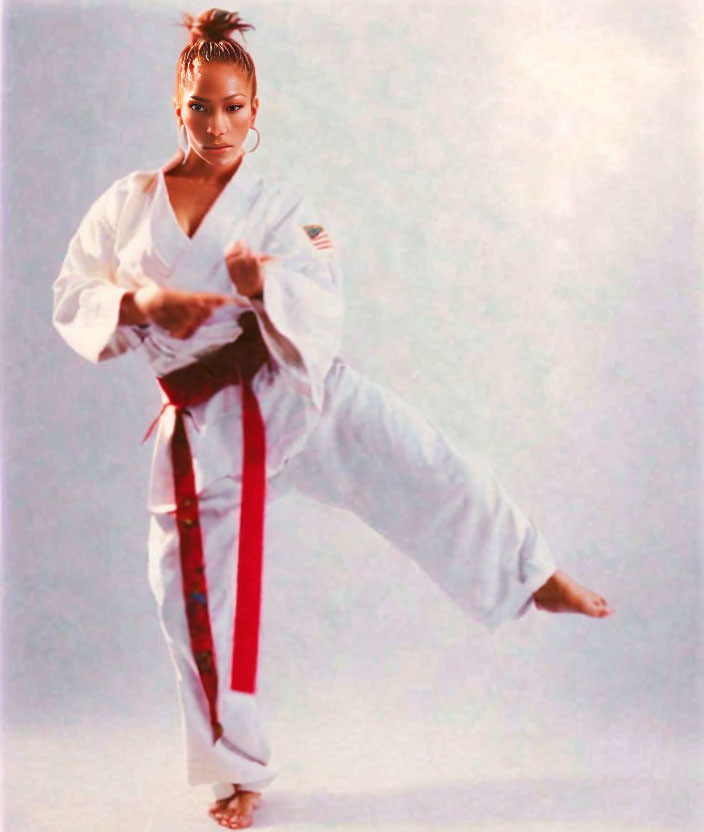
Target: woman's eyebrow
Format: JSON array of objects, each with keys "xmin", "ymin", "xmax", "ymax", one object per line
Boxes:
[{"xmin": 189, "ymin": 93, "xmax": 247, "ymax": 102}]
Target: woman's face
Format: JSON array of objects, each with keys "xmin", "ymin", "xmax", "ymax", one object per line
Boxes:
[{"xmin": 176, "ymin": 59, "xmax": 258, "ymax": 169}]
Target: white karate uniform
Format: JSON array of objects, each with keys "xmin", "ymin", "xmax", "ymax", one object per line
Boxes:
[{"xmin": 52, "ymin": 150, "xmax": 557, "ymax": 795}]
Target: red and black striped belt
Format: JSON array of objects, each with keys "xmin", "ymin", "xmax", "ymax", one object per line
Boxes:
[{"xmin": 142, "ymin": 311, "xmax": 273, "ymax": 743}]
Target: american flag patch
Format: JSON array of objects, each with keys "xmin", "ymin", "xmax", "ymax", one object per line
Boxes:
[{"xmin": 302, "ymin": 224, "xmax": 333, "ymax": 251}]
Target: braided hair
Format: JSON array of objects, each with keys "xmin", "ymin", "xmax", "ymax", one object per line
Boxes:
[{"xmin": 174, "ymin": 8, "xmax": 257, "ymax": 108}]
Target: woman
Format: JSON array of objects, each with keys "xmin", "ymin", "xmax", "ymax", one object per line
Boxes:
[{"xmin": 52, "ymin": 8, "xmax": 613, "ymax": 830}]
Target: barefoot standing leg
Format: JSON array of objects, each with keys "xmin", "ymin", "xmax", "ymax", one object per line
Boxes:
[
  {"xmin": 209, "ymin": 784, "xmax": 262, "ymax": 829},
  {"xmin": 209, "ymin": 785, "xmax": 238, "ymax": 820}
]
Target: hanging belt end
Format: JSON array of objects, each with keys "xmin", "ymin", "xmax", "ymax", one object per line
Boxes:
[{"xmin": 141, "ymin": 402, "xmax": 170, "ymax": 444}]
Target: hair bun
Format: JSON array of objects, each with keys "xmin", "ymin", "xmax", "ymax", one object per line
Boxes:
[{"xmin": 181, "ymin": 8, "xmax": 254, "ymax": 44}]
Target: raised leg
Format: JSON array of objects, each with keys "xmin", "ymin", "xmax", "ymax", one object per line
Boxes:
[{"xmin": 272, "ymin": 359, "xmax": 558, "ymax": 630}]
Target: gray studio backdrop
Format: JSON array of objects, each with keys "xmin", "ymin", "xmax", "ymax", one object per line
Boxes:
[{"xmin": 4, "ymin": 1, "xmax": 702, "ymax": 830}]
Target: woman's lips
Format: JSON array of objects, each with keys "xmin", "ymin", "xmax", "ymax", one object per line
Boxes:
[{"xmin": 204, "ymin": 145, "xmax": 232, "ymax": 152}]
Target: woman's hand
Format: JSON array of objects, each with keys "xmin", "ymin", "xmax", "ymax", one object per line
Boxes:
[
  {"xmin": 224, "ymin": 238, "xmax": 276, "ymax": 299},
  {"xmin": 128, "ymin": 286, "xmax": 236, "ymax": 339}
]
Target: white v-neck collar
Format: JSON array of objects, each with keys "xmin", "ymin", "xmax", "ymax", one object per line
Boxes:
[{"xmin": 155, "ymin": 151, "xmax": 261, "ymax": 247}]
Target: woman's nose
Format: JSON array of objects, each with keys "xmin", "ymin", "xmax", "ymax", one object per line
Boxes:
[{"xmin": 207, "ymin": 114, "xmax": 227, "ymax": 136}]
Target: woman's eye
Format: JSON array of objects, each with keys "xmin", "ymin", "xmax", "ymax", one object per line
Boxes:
[{"xmin": 187, "ymin": 102, "xmax": 242, "ymax": 113}]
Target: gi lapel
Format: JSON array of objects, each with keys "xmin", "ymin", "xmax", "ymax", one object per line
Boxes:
[{"xmin": 155, "ymin": 151, "xmax": 263, "ymax": 295}]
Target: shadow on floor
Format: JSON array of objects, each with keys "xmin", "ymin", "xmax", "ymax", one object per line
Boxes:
[{"xmin": 255, "ymin": 776, "xmax": 698, "ymax": 830}]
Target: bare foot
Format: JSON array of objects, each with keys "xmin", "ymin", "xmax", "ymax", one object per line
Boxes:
[
  {"xmin": 208, "ymin": 785, "xmax": 262, "ymax": 829},
  {"xmin": 532, "ymin": 569, "xmax": 614, "ymax": 617}
]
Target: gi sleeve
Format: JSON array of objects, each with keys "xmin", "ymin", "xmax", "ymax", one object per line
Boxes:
[
  {"xmin": 52, "ymin": 181, "xmax": 148, "ymax": 363},
  {"xmin": 247, "ymin": 191, "xmax": 344, "ymax": 411}
]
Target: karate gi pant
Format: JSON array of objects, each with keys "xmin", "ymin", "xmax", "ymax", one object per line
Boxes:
[{"xmin": 146, "ymin": 357, "xmax": 557, "ymax": 797}]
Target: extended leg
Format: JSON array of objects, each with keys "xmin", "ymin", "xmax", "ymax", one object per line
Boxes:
[{"xmin": 272, "ymin": 359, "xmax": 558, "ymax": 630}]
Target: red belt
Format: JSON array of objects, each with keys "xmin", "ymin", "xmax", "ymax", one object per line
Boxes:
[{"xmin": 141, "ymin": 312, "xmax": 273, "ymax": 743}]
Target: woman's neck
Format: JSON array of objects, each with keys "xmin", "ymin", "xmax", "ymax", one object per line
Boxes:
[{"xmin": 167, "ymin": 148, "xmax": 245, "ymax": 186}]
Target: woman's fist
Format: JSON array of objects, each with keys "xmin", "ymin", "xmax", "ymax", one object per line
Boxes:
[
  {"xmin": 224, "ymin": 238, "xmax": 276, "ymax": 299},
  {"xmin": 131, "ymin": 286, "xmax": 235, "ymax": 339}
]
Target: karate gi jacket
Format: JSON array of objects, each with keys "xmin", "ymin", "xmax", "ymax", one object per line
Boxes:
[{"xmin": 52, "ymin": 152, "xmax": 345, "ymax": 513}]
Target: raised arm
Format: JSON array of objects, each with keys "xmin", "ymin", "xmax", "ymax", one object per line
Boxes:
[
  {"xmin": 234, "ymin": 191, "xmax": 345, "ymax": 412},
  {"xmin": 51, "ymin": 180, "xmax": 148, "ymax": 363},
  {"xmin": 53, "ymin": 181, "xmax": 237, "ymax": 361}
]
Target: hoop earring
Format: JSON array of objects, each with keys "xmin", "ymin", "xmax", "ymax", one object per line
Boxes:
[
  {"xmin": 243, "ymin": 125, "xmax": 260, "ymax": 154},
  {"xmin": 177, "ymin": 124, "xmax": 190, "ymax": 164}
]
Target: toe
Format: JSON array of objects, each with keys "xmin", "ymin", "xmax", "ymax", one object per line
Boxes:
[{"xmin": 215, "ymin": 817, "xmax": 242, "ymax": 831}]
